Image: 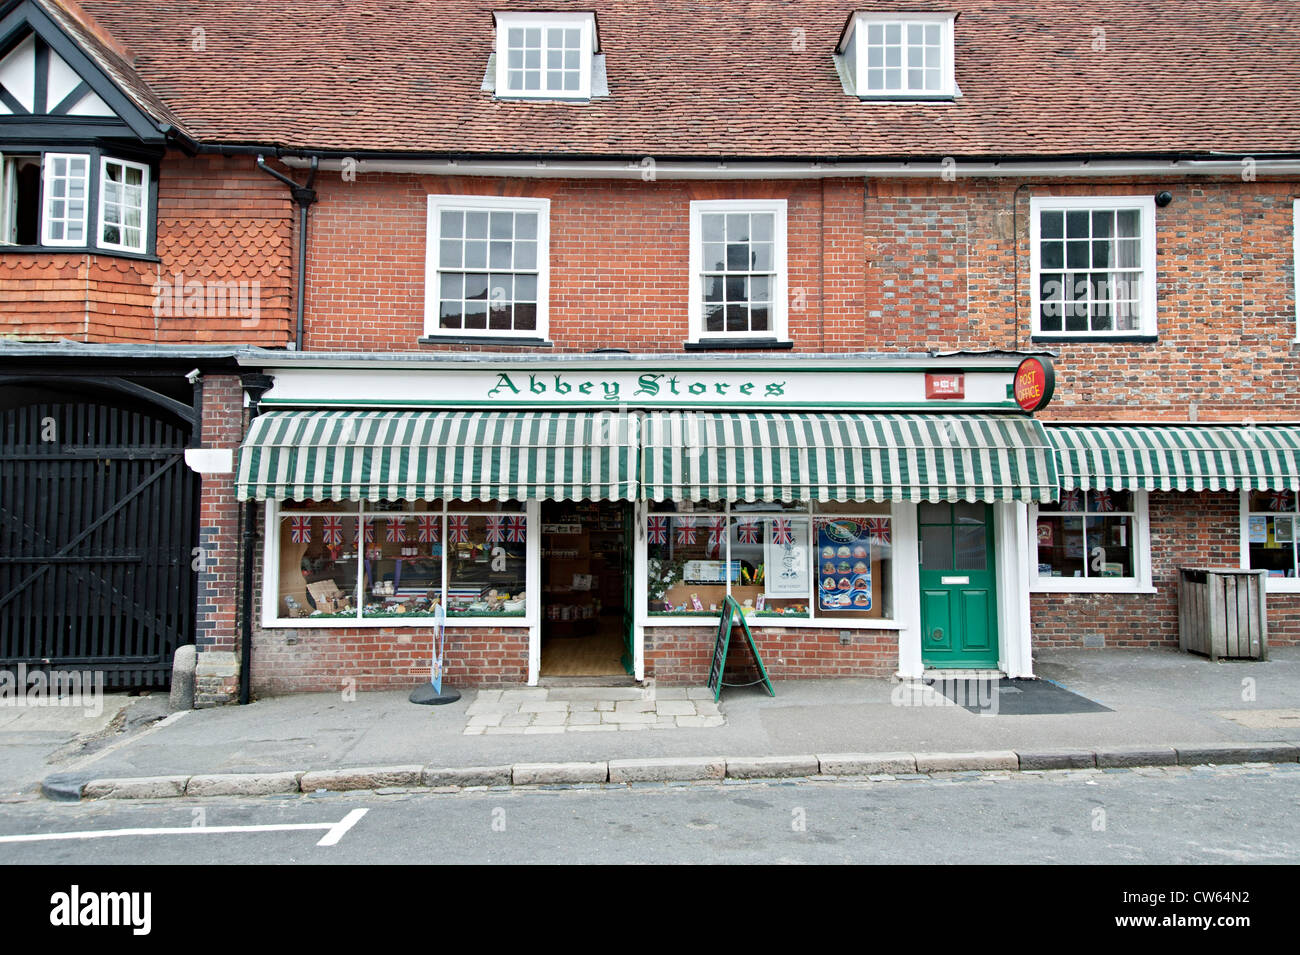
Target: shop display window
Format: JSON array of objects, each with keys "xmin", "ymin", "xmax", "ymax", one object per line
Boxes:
[
  {"xmin": 270, "ymin": 500, "xmax": 528, "ymax": 623},
  {"xmin": 1035, "ymin": 490, "xmax": 1136, "ymax": 580},
  {"xmin": 646, "ymin": 501, "xmax": 893, "ymax": 622},
  {"xmin": 1245, "ymin": 490, "xmax": 1300, "ymax": 579}
]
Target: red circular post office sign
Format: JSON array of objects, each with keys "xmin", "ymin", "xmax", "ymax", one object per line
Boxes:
[{"xmin": 1014, "ymin": 357, "xmax": 1055, "ymax": 412}]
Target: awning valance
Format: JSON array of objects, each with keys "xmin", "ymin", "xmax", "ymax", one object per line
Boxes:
[
  {"xmin": 1047, "ymin": 425, "xmax": 1300, "ymax": 493},
  {"xmin": 236, "ymin": 410, "xmax": 639, "ymax": 502},
  {"xmin": 641, "ymin": 413, "xmax": 1058, "ymax": 503}
]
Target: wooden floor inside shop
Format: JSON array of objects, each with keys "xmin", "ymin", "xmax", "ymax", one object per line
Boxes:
[{"xmin": 540, "ymin": 620, "xmax": 628, "ymax": 677}]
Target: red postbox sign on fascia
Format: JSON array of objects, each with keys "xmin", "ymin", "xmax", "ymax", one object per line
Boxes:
[{"xmin": 925, "ymin": 372, "xmax": 965, "ymax": 399}]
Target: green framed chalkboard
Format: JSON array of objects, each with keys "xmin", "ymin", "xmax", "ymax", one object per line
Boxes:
[{"xmin": 707, "ymin": 596, "xmax": 775, "ymax": 702}]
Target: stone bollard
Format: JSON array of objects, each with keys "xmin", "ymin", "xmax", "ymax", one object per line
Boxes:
[{"xmin": 169, "ymin": 645, "xmax": 196, "ymax": 711}]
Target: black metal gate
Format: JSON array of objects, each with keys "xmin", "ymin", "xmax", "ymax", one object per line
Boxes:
[{"xmin": 0, "ymin": 400, "xmax": 197, "ymax": 687}]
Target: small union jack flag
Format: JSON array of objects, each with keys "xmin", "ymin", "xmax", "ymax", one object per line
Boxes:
[
  {"xmin": 647, "ymin": 516, "xmax": 669, "ymax": 545},
  {"xmin": 448, "ymin": 515, "xmax": 470, "ymax": 544},
  {"xmin": 362, "ymin": 518, "xmax": 375, "ymax": 543},
  {"xmin": 321, "ymin": 516, "xmax": 345, "ymax": 545},
  {"xmin": 706, "ymin": 517, "xmax": 726, "ymax": 553},
  {"xmin": 1089, "ymin": 490, "xmax": 1116, "ymax": 512},
  {"xmin": 385, "ymin": 519, "xmax": 407, "ymax": 543},
  {"xmin": 506, "ymin": 515, "xmax": 527, "ymax": 543},
  {"xmin": 485, "ymin": 516, "xmax": 507, "ymax": 544},
  {"xmin": 289, "ymin": 515, "xmax": 312, "ymax": 544},
  {"xmin": 1057, "ymin": 490, "xmax": 1083, "ymax": 512},
  {"xmin": 675, "ymin": 516, "xmax": 697, "ymax": 545},
  {"xmin": 737, "ymin": 520, "xmax": 761, "ymax": 544},
  {"xmin": 1267, "ymin": 490, "xmax": 1294, "ymax": 512},
  {"xmin": 771, "ymin": 519, "xmax": 795, "ymax": 546},
  {"xmin": 865, "ymin": 518, "xmax": 891, "ymax": 545},
  {"xmin": 416, "ymin": 515, "xmax": 439, "ymax": 543}
]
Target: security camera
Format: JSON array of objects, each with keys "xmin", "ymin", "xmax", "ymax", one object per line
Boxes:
[
  {"xmin": 1155, "ymin": 191, "xmax": 1174, "ymax": 207},
  {"xmin": 184, "ymin": 368, "xmax": 201, "ymax": 385}
]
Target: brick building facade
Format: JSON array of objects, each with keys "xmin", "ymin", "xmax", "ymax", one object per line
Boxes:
[{"xmin": 3, "ymin": 0, "xmax": 1299, "ymax": 701}]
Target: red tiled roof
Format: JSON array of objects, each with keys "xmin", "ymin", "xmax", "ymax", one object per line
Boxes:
[{"xmin": 64, "ymin": 0, "xmax": 1300, "ymax": 158}]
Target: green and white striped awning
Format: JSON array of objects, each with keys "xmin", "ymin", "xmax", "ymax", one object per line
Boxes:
[
  {"xmin": 237, "ymin": 411, "xmax": 639, "ymax": 502},
  {"xmin": 641, "ymin": 413, "xmax": 1058, "ymax": 503},
  {"xmin": 1047, "ymin": 425, "xmax": 1300, "ymax": 493}
]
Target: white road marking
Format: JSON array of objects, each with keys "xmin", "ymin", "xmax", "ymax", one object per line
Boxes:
[
  {"xmin": 0, "ymin": 808, "xmax": 369, "ymax": 848},
  {"xmin": 315, "ymin": 808, "xmax": 369, "ymax": 846}
]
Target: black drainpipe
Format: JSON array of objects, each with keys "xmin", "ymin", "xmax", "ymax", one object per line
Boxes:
[
  {"xmin": 239, "ymin": 374, "xmax": 276, "ymax": 705},
  {"xmin": 256, "ymin": 155, "xmax": 318, "ymax": 351}
]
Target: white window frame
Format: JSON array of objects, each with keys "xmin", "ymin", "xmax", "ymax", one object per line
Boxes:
[
  {"xmin": 1030, "ymin": 195, "xmax": 1158, "ymax": 339},
  {"xmin": 493, "ymin": 11, "xmax": 595, "ymax": 100},
  {"xmin": 687, "ymin": 198, "xmax": 789, "ymax": 343},
  {"xmin": 640, "ymin": 501, "xmax": 900, "ymax": 630},
  {"xmin": 96, "ymin": 155, "xmax": 149, "ymax": 254},
  {"xmin": 1029, "ymin": 490, "xmax": 1154, "ymax": 594},
  {"xmin": 262, "ymin": 499, "xmax": 540, "ymax": 628},
  {"xmin": 845, "ymin": 12, "xmax": 956, "ymax": 99},
  {"xmin": 39, "ymin": 151, "xmax": 90, "ymax": 247},
  {"xmin": 423, "ymin": 194, "xmax": 551, "ymax": 340},
  {"xmin": 1238, "ymin": 489, "xmax": 1300, "ymax": 593}
]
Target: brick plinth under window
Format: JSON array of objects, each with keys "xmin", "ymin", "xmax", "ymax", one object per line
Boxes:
[{"xmin": 645, "ymin": 625, "xmax": 899, "ymax": 685}]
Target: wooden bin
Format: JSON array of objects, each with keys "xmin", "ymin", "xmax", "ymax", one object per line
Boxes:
[{"xmin": 1177, "ymin": 568, "xmax": 1269, "ymax": 660}]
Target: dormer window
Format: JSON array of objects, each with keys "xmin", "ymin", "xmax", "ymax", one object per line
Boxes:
[
  {"xmin": 838, "ymin": 12, "xmax": 957, "ymax": 99},
  {"xmin": 493, "ymin": 12, "xmax": 597, "ymax": 100}
]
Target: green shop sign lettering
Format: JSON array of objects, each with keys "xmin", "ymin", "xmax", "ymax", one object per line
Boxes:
[{"xmin": 487, "ymin": 372, "xmax": 787, "ymax": 401}]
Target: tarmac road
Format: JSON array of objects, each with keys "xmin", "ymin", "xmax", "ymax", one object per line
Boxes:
[{"xmin": 2, "ymin": 761, "xmax": 1298, "ymax": 865}]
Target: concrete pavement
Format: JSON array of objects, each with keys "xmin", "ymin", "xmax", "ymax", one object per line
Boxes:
[{"xmin": 3, "ymin": 647, "xmax": 1299, "ymax": 801}]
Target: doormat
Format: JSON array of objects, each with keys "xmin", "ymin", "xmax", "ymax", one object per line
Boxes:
[{"xmin": 934, "ymin": 678, "xmax": 1112, "ymax": 716}]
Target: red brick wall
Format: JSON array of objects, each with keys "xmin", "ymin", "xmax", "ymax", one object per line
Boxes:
[
  {"xmin": 194, "ymin": 373, "xmax": 246, "ymax": 704},
  {"xmin": 303, "ymin": 174, "xmax": 868, "ymax": 353},
  {"xmin": 1031, "ymin": 491, "xmax": 1300, "ymax": 651},
  {"xmin": 300, "ymin": 170, "xmax": 1299, "ymax": 425},
  {"xmin": 862, "ymin": 176, "xmax": 1300, "ymax": 421},
  {"xmin": 0, "ymin": 152, "xmax": 293, "ymax": 345},
  {"xmin": 252, "ymin": 624, "xmax": 529, "ymax": 696},
  {"xmin": 645, "ymin": 625, "xmax": 898, "ymax": 685}
]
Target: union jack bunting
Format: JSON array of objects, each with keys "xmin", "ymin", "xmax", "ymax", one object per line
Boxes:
[
  {"xmin": 362, "ymin": 518, "xmax": 375, "ymax": 543},
  {"xmin": 1268, "ymin": 490, "xmax": 1294, "ymax": 512},
  {"xmin": 506, "ymin": 515, "xmax": 527, "ymax": 543},
  {"xmin": 771, "ymin": 519, "xmax": 795, "ymax": 546},
  {"xmin": 647, "ymin": 516, "xmax": 669, "ymax": 545},
  {"xmin": 675, "ymin": 516, "xmax": 697, "ymax": 545},
  {"xmin": 321, "ymin": 516, "xmax": 345, "ymax": 545},
  {"xmin": 448, "ymin": 515, "xmax": 471, "ymax": 544},
  {"xmin": 485, "ymin": 516, "xmax": 507, "ymax": 543},
  {"xmin": 385, "ymin": 519, "xmax": 407, "ymax": 543},
  {"xmin": 289, "ymin": 515, "xmax": 312, "ymax": 544},
  {"xmin": 1056, "ymin": 490, "xmax": 1083, "ymax": 512},
  {"xmin": 706, "ymin": 516, "xmax": 726, "ymax": 553},
  {"xmin": 416, "ymin": 515, "xmax": 439, "ymax": 543},
  {"xmin": 1088, "ymin": 490, "xmax": 1116, "ymax": 512},
  {"xmin": 737, "ymin": 520, "xmax": 761, "ymax": 544},
  {"xmin": 865, "ymin": 518, "xmax": 891, "ymax": 545}
]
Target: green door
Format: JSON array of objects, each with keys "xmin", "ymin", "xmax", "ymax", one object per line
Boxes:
[
  {"xmin": 919, "ymin": 503, "xmax": 999, "ymax": 668},
  {"xmin": 619, "ymin": 503, "xmax": 635, "ymax": 676}
]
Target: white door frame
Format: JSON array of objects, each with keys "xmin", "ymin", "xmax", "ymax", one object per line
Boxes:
[
  {"xmin": 526, "ymin": 498, "xmax": 543, "ymax": 685},
  {"xmin": 897, "ymin": 501, "xmax": 1034, "ymax": 678}
]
